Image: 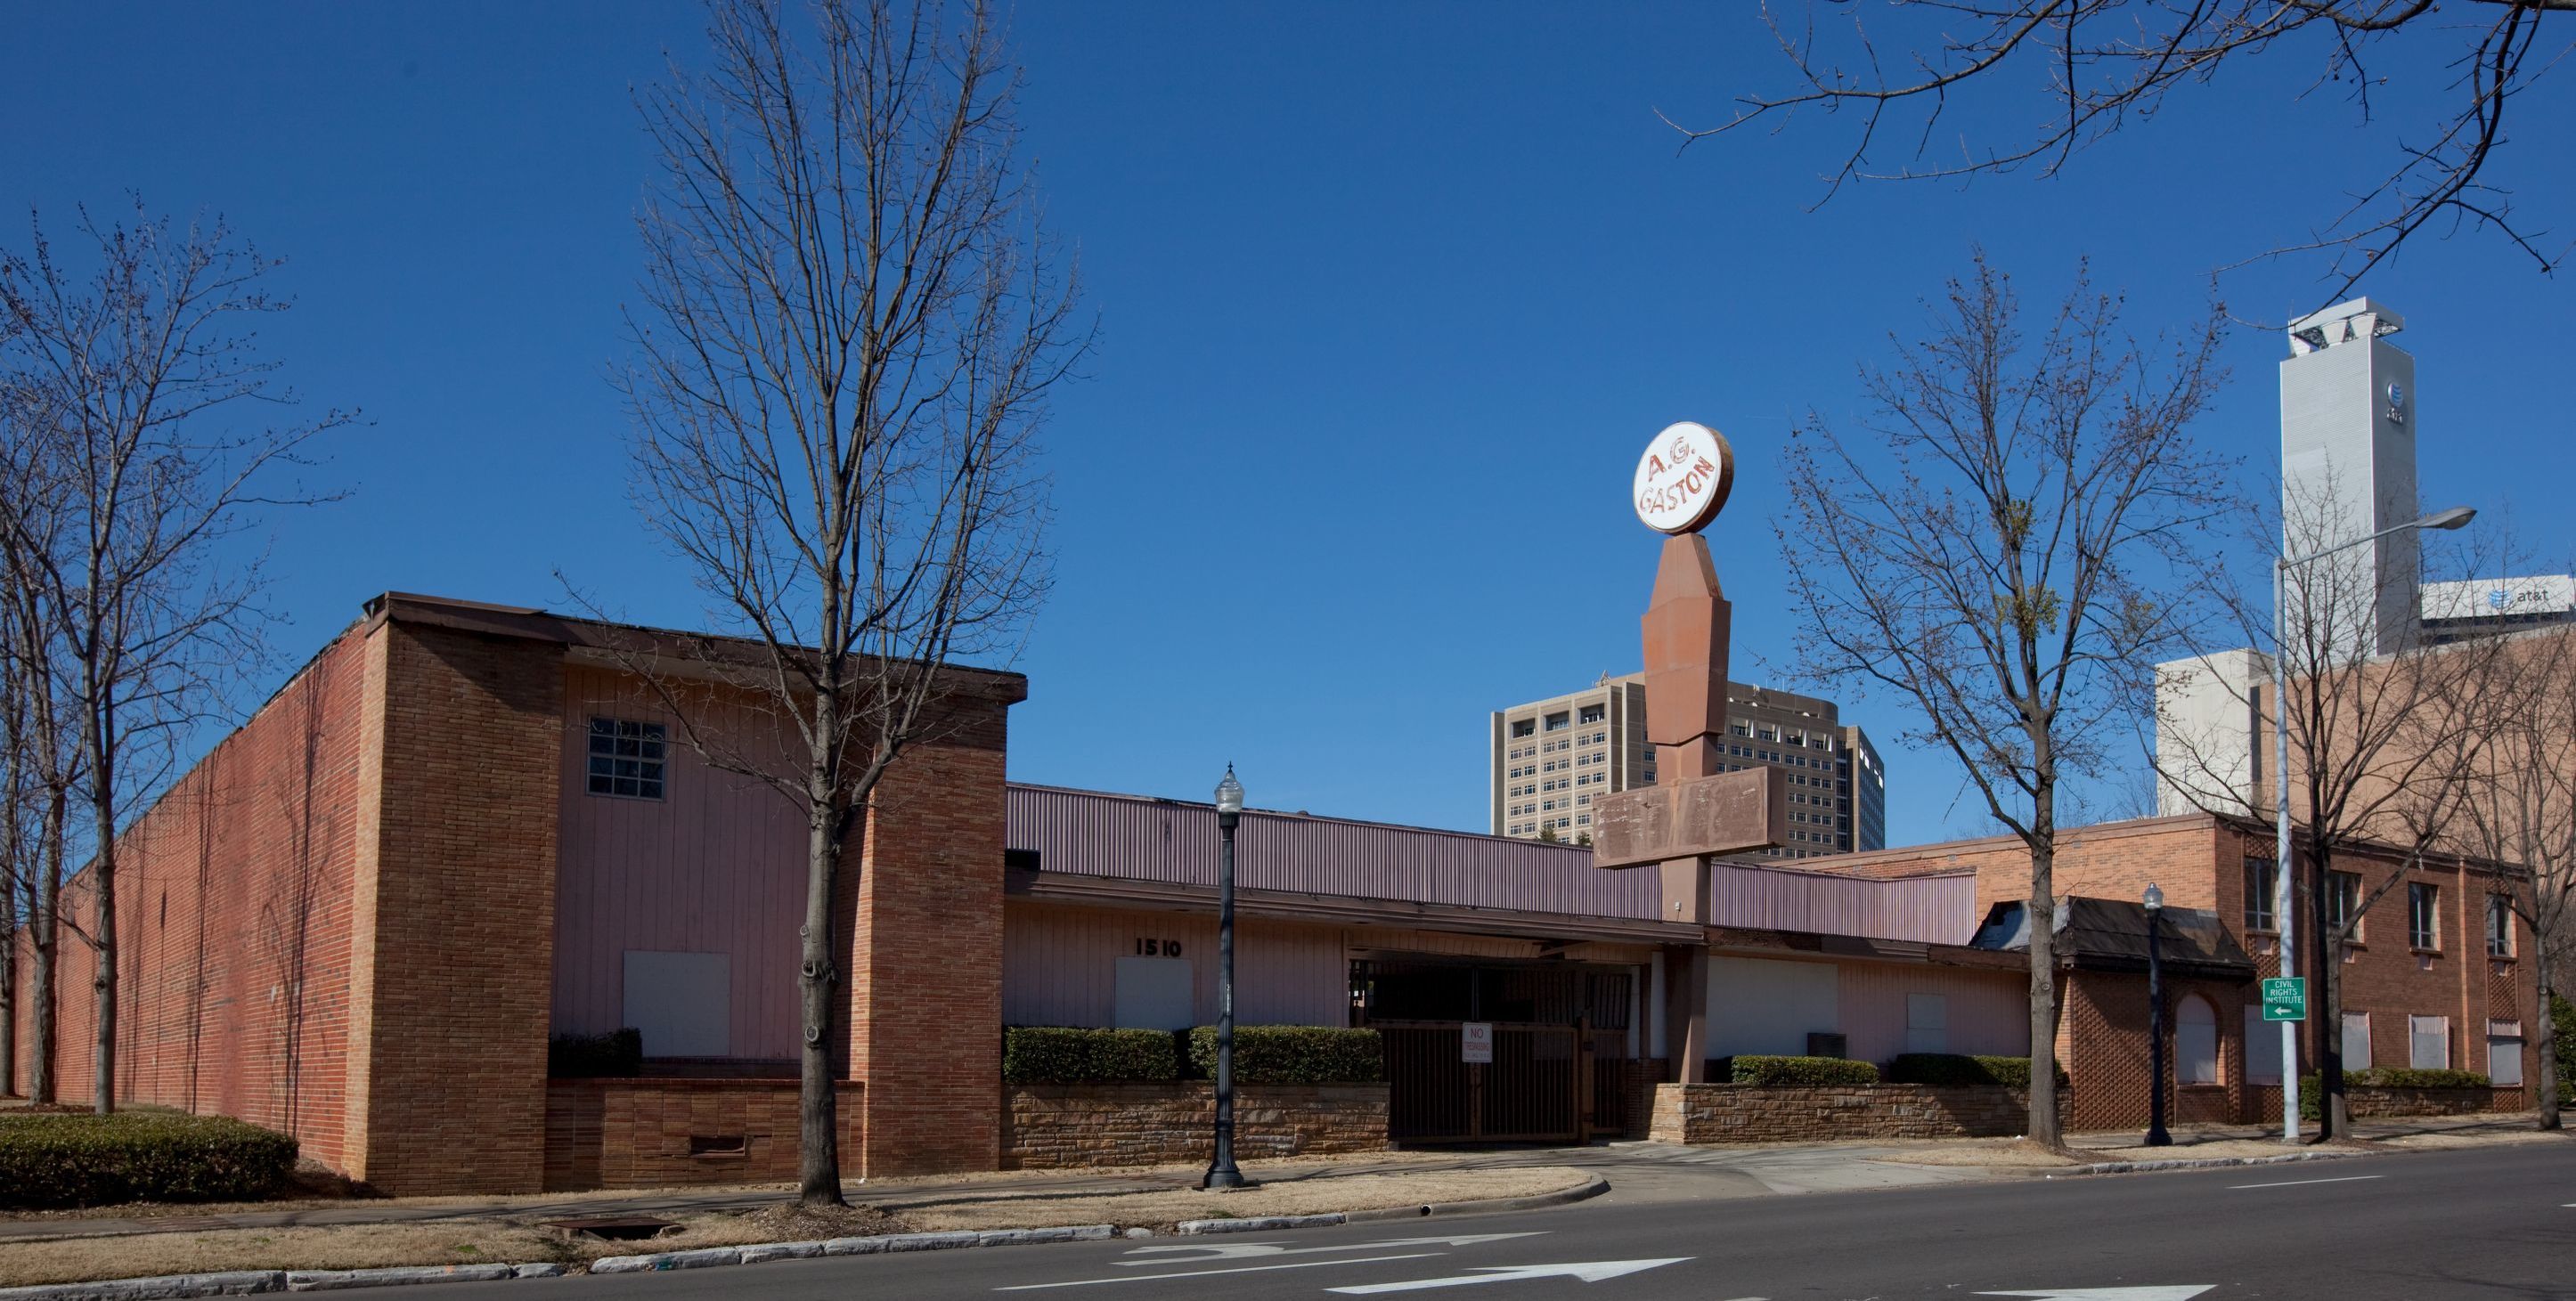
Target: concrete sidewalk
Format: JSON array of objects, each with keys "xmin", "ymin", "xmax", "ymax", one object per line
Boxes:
[
  {"xmin": 0, "ymin": 1153, "xmax": 1477, "ymax": 1245},
  {"xmin": 3, "ymin": 1112, "xmax": 2556, "ymax": 1246}
]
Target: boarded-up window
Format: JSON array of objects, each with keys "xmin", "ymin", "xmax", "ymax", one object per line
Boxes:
[
  {"xmin": 2341, "ymin": 1012, "xmax": 2372, "ymax": 1071},
  {"xmin": 2177, "ymin": 996, "xmax": 2219, "ymax": 1085},
  {"xmin": 2409, "ymin": 1015, "xmax": 2450, "ymax": 1070},
  {"xmin": 1906, "ymin": 994, "xmax": 1948, "ymax": 1053},
  {"xmin": 1708, "ymin": 957, "xmax": 1838, "ymax": 1057},
  {"xmin": 623, "ymin": 951, "xmax": 730, "ymax": 1057},
  {"xmin": 1114, "ymin": 956, "xmax": 1194, "ymax": 1030},
  {"xmin": 2243, "ymin": 1005, "xmax": 2283, "ymax": 1085},
  {"xmin": 2489, "ymin": 1026, "xmax": 2524, "ymax": 1086}
]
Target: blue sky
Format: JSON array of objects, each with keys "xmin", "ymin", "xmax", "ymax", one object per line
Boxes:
[{"xmin": 5, "ymin": 4, "xmax": 2572, "ymax": 845}]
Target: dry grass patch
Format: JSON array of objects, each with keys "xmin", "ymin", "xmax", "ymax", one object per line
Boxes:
[
  {"xmin": 1869, "ymin": 1138, "xmax": 2077, "ymax": 1168},
  {"xmin": 894, "ymin": 1167, "xmax": 1593, "ymax": 1232},
  {"xmin": 2371, "ymin": 1126, "xmax": 2573, "ymax": 1151},
  {"xmin": 0, "ymin": 1222, "xmax": 574, "ymax": 1289}
]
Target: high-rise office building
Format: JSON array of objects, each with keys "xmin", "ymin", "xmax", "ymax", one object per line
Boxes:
[{"xmin": 1488, "ymin": 674, "xmax": 1886, "ymax": 859}]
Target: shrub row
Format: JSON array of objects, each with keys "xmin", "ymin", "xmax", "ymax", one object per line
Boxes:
[
  {"xmin": 548, "ymin": 1029, "xmax": 642, "ymax": 1077},
  {"xmin": 1188, "ymin": 1026, "xmax": 1384, "ymax": 1084},
  {"xmin": 1002, "ymin": 1025, "xmax": 1384, "ymax": 1085},
  {"xmin": 2295, "ymin": 1068, "xmax": 2498, "ymax": 1119},
  {"xmin": 0, "ymin": 1111, "xmax": 299, "ymax": 1209},
  {"xmin": 1884, "ymin": 1053, "xmax": 2067, "ymax": 1088},
  {"xmin": 1002, "ymin": 1027, "xmax": 1180, "ymax": 1084},
  {"xmin": 1710, "ymin": 1054, "xmax": 1881, "ymax": 1086}
]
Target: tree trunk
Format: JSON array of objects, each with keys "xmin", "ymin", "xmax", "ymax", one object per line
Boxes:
[
  {"xmin": 2309, "ymin": 844, "xmax": 2349, "ymax": 1139},
  {"xmin": 2026, "ymin": 798, "xmax": 2062, "ymax": 1148},
  {"xmin": 2, "ymin": 870, "xmax": 16, "ymax": 1099},
  {"xmin": 796, "ymin": 703, "xmax": 846, "ymax": 1207},
  {"xmin": 29, "ymin": 785, "xmax": 61, "ymax": 1104},
  {"xmin": 89, "ymin": 728, "xmax": 117, "ymax": 1115},
  {"xmin": 2536, "ymin": 965, "xmax": 2561, "ymax": 1131}
]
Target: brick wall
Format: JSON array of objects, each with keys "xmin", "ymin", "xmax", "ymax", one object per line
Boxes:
[
  {"xmin": 2061, "ymin": 970, "xmax": 2250, "ymax": 1131},
  {"xmin": 1647, "ymin": 1082, "xmax": 2068, "ymax": 1143},
  {"xmin": 7, "ymin": 627, "xmax": 373, "ymax": 1169},
  {"xmin": 1828, "ymin": 817, "xmax": 2228, "ymax": 918},
  {"xmin": 849, "ymin": 706, "xmax": 1014, "ymax": 1177},
  {"xmin": 544, "ymin": 1077, "xmax": 865, "ymax": 1190},
  {"xmin": 348, "ymin": 622, "xmax": 564, "ymax": 1194},
  {"xmin": 1002, "ymin": 1083, "xmax": 1388, "ymax": 1169}
]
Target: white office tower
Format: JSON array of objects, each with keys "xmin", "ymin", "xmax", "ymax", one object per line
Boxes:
[
  {"xmin": 2154, "ymin": 299, "xmax": 2419, "ymax": 817},
  {"xmin": 2279, "ymin": 298, "xmax": 2420, "ymax": 657}
]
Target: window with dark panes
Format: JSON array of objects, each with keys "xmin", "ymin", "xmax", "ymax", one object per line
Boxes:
[
  {"xmin": 2488, "ymin": 894, "xmax": 2515, "ymax": 957},
  {"xmin": 2243, "ymin": 857, "xmax": 2278, "ymax": 931},
  {"xmin": 2408, "ymin": 882, "xmax": 2439, "ymax": 950},
  {"xmin": 2328, "ymin": 871, "xmax": 2362, "ymax": 938},
  {"xmin": 587, "ymin": 718, "xmax": 667, "ymax": 800}
]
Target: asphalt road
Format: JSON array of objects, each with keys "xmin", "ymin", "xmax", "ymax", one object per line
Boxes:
[{"xmin": 393, "ymin": 1145, "xmax": 2573, "ymax": 1300}]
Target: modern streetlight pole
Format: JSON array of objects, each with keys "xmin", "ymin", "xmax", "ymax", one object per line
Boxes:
[
  {"xmin": 2143, "ymin": 882, "xmax": 2171, "ymax": 1148},
  {"xmin": 1205, "ymin": 765, "xmax": 1247, "ymax": 1190},
  {"xmin": 2270, "ymin": 503, "xmax": 2474, "ymax": 1144}
]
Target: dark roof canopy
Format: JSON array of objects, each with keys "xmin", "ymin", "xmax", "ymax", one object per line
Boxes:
[{"xmin": 1972, "ymin": 896, "xmax": 2255, "ymax": 981}]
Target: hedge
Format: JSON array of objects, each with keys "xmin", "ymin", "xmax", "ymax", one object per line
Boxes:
[
  {"xmin": 549, "ymin": 1029, "xmax": 642, "ymax": 1077},
  {"xmin": 0, "ymin": 1112, "xmax": 299, "ymax": 1209},
  {"xmin": 1884, "ymin": 1053, "xmax": 2067, "ymax": 1088},
  {"xmin": 1714, "ymin": 1054, "xmax": 1880, "ymax": 1086},
  {"xmin": 1003, "ymin": 1027, "xmax": 1180, "ymax": 1084},
  {"xmin": 1186, "ymin": 1026, "xmax": 1384, "ymax": 1084},
  {"xmin": 2296, "ymin": 1067, "xmax": 2496, "ymax": 1118}
]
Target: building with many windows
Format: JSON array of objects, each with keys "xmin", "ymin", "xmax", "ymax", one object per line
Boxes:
[{"xmin": 1488, "ymin": 674, "xmax": 1885, "ymax": 859}]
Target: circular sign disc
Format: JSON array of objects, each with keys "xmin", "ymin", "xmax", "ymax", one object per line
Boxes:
[{"xmin": 1632, "ymin": 421, "xmax": 1735, "ymax": 534}]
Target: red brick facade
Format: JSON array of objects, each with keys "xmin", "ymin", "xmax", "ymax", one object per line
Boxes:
[
  {"xmin": 544, "ymin": 1077, "xmax": 865, "ymax": 1190},
  {"xmin": 1827, "ymin": 813, "xmax": 2541, "ymax": 1128},
  {"xmin": 6, "ymin": 595, "xmax": 1026, "ymax": 1194},
  {"xmin": 7, "ymin": 628, "xmax": 373, "ymax": 1167}
]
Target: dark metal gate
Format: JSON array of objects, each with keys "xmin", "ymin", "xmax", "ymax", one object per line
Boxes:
[{"xmin": 1355, "ymin": 959, "xmax": 1634, "ymax": 1144}]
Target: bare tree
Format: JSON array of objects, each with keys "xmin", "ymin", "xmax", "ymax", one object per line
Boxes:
[
  {"xmin": 2156, "ymin": 477, "xmax": 2509, "ymax": 1136},
  {"xmin": 0, "ymin": 202, "xmax": 345, "ymax": 1112},
  {"xmin": 0, "ymin": 382, "xmax": 80, "ymax": 1105},
  {"xmin": 2450, "ymin": 612, "xmax": 2576, "ymax": 1128},
  {"xmin": 1675, "ymin": 2, "xmax": 2572, "ymax": 300},
  {"xmin": 621, "ymin": 0, "xmax": 1079, "ymax": 1204},
  {"xmin": 1779, "ymin": 254, "xmax": 2228, "ymax": 1148}
]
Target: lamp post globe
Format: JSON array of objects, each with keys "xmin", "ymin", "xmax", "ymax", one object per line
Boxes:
[
  {"xmin": 1205, "ymin": 764, "xmax": 1247, "ymax": 1190},
  {"xmin": 2143, "ymin": 882, "xmax": 2172, "ymax": 1148}
]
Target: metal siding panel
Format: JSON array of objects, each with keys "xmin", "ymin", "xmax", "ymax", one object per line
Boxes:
[
  {"xmin": 1002, "ymin": 903, "xmax": 1345, "ymax": 1029},
  {"xmin": 1007, "ymin": 785, "xmax": 1666, "ymax": 920},
  {"xmin": 553, "ymin": 667, "xmax": 808, "ymax": 1059},
  {"xmin": 1833, "ymin": 962, "xmax": 2030, "ymax": 1064}
]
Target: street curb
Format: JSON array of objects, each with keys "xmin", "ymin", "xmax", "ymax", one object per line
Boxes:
[
  {"xmin": 588, "ymin": 1224, "xmax": 1118, "ymax": 1273},
  {"xmin": 1173, "ymin": 1173, "xmax": 1610, "ymax": 1234},
  {"xmin": 1343, "ymin": 1174, "xmax": 1612, "ymax": 1222},
  {"xmin": 0, "ymin": 1175, "xmax": 1614, "ymax": 1297},
  {"xmin": 0, "ymin": 1264, "xmax": 572, "ymax": 1301},
  {"xmin": 2044, "ymin": 1149, "xmax": 2367, "ymax": 1178}
]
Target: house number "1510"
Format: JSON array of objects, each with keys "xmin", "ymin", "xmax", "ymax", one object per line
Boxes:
[{"xmin": 1134, "ymin": 939, "xmax": 1183, "ymax": 957}]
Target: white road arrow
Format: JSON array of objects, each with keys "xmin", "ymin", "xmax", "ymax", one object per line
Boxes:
[
  {"xmin": 1326, "ymin": 1257, "xmax": 1691, "ymax": 1294},
  {"xmin": 1979, "ymin": 1289, "xmax": 2215, "ymax": 1300},
  {"xmin": 1121, "ymin": 1233, "xmax": 1545, "ymax": 1264}
]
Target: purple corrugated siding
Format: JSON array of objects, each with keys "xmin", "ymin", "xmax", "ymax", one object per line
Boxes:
[
  {"xmin": 1708, "ymin": 863, "xmax": 1977, "ymax": 945},
  {"xmin": 554, "ymin": 666, "xmax": 809, "ymax": 1059},
  {"xmin": 1003, "ymin": 902, "xmax": 1349, "ymax": 1029},
  {"xmin": 1007, "ymin": 785, "xmax": 1666, "ymax": 921},
  {"xmin": 1835, "ymin": 962, "xmax": 2030, "ymax": 1063}
]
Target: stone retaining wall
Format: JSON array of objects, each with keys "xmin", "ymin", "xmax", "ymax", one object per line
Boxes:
[
  {"xmin": 543, "ymin": 1077, "xmax": 865, "ymax": 1191},
  {"xmin": 1649, "ymin": 1082, "xmax": 2069, "ymax": 1144},
  {"xmin": 1003, "ymin": 1082, "xmax": 1388, "ymax": 1169},
  {"xmin": 2346, "ymin": 1085, "xmax": 2523, "ymax": 1118}
]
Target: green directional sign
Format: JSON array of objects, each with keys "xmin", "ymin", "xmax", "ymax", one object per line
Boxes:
[{"xmin": 2261, "ymin": 977, "xmax": 2307, "ymax": 1021}]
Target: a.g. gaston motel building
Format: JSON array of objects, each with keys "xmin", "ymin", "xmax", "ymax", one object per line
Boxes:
[{"xmin": 4, "ymin": 593, "xmax": 2541, "ymax": 1195}]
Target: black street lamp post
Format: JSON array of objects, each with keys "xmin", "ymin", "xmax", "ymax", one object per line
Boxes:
[
  {"xmin": 1205, "ymin": 765, "xmax": 1247, "ymax": 1190},
  {"xmin": 2144, "ymin": 882, "xmax": 2172, "ymax": 1148}
]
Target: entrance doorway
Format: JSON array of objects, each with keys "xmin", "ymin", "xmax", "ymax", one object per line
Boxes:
[{"xmin": 1352, "ymin": 957, "xmax": 1636, "ymax": 1143}]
